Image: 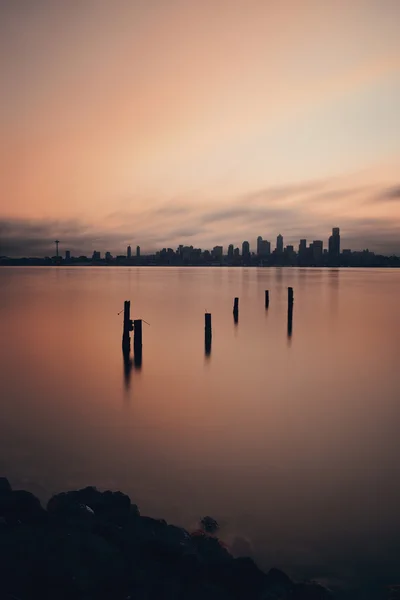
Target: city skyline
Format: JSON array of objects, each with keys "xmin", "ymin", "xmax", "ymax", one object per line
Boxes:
[
  {"xmin": 1, "ymin": 1, "xmax": 400, "ymax": 256},
  {"xmin": 1, "ymin": 225, "xmax": 398, "ymax": 260},
  {"xmin": 3, "ymin": 226, "xmax": 400, "ymax": 263}
]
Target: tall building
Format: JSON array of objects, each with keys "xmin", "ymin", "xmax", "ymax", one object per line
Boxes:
[
  {"xmin": 92, "ymin": 251, "xmax": 101, "ymax": 261},
  {"xmin": 328, "ymin": 227, "xmax": 340, "ymax": 258},
  {"xmin": 242, "ymin": 241, "xmax": 250, "ymax": 260},
  {"xmin": 257, "ymin": 236, "xmax": 263, "ymax": 255},
  {"xmin": 259, "ymin": 240, "xmax": 271, "ymax": 256},
  {"xmin": 276, "ymin": 234, "xmax": 283, "ymax": 254},
  {"xmin": 312, "ymin": 240, "xmax": 323, "ymax": 263},
  {"xmin": 136, "ymin": 245, "xmax": 141, "ymax": 257},
  {"xmin": 105, "ymin": 251, "xmax": 112, "ymax": 261},
  {"xmin": 299, "ymin": 239, "xmax": 307, "ymax": 254},
  {"xmin": 65, "ymin": 250, "xmax": 71, "ymax": 261},
  {"xmin": 127, "ymin": 245, "xmax": 132, "ymax": 259},
  {"xmin": 233, "ymin": 247, "xmax": 240, "ymax": 257},
  {"xmin": 212, "ymin": 246, "xmax": 223, "ymax": 260},
  {"xmin": 227, "ymin": 244, "xmax": 234, "ymax": 259}
]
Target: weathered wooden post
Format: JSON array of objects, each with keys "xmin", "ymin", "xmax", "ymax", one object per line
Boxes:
[
  {"xmin": 122, "ymin": 301, "xmax": 133, "ymax": 353},
  {"xmin": 134, "ymin": 319, "xmax": 142, "ymax": 353},
  {"xmin": 265, "ymin": 290, "xmax": 269, "ymax": 309},
  {"xmin": 287, "ymin": 287, "xmax": 293, "ymax": 338},
  {"xmin": 205, "ymin": 313, "xmax": 212, "ymax": 354},
  {"xmin": 233, "ymin": 297, "xmax": 239, "ymax": 323}
]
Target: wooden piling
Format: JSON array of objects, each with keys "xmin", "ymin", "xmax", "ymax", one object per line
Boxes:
[
  {"xmin": 133, "ymin": 319, "xmax": 142, "ymax": 355},
  {"xmin": 205, "ymin": 312, "xmax": 212, "ymax": 354},
  {"xmin": 233, "ymin": 297, "xmax": 239, "ymax": 323},
  {"xmin": 287, "ymin": 288, "xmax": 293, "ymax": 337},
  {"xmin": 122, "ymin": 300, "xmax": 132, "ymax": 353},
  {"xmin": 205, "ymin": 313, "xmax": 212, "ymax": 337},
  {"xmin": 265, "ymin": 290, "xmax": 269, "ymax": 309}
]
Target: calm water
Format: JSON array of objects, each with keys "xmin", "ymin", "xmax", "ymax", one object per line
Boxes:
[{"xmin": 1, "ymin": 267, "xmax": 400, "ymax": 592}]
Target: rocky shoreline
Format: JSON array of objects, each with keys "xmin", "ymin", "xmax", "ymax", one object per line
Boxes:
[{"xmin": 0, "ymin": 477, "xmax": 334, "ymax": 599}]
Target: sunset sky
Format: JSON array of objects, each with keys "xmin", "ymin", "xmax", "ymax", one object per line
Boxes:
[{"xmin": 1, "ymin": 0, "xmax": 400, "ymax": 256}]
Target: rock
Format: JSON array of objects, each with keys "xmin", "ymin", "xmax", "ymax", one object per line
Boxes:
[
  {"xmin": 47, "ymin": 491, "xmax": 95, "ymax": 528},
  {"xmin": 0, "ymin": 490, "xmax": 46, "ymax": 525},
  {"xmin": 100, "ymin": 490, "xmax": 131, "ymax": 525},
  {"xmin": 191, "ymin": 531, "xmax": 232, "ymax": 565},
  {"xmin": 222, "ymin": 556, "xmax": 267, "ymax": 599},
  {"xmin": 292, "ymin": 581, "xmax": 333, "ymax": 599},
  {"xmin": 0, "ymin": 477, "xmax": 11, "ymax": 492},
  {"xmin": 47, "ymin": 487, "xmax": 133, "ymax": 526},
  {"xmin": 200, "ymin": 516, "xmax": 219, "ymax": 534},
  {"xmin": 261, "ymin": 568, "xmax": 294, "ymax": 599}
]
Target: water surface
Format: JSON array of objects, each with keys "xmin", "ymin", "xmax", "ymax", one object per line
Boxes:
[{"xmin": 1, "ymin": 266, "xmax": 400, "ymax": 592}]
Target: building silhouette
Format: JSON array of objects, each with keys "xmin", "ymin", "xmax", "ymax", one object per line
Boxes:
[
  {"xmin": 136, "ymin": 246, "xmax": 140, "ymax": 258},
  {"xmin": 92, "ymin": 251, "xmax": 101, "ymax": 261},
  {"xmin": 212, "ymin": 246, "xmax": 223, "ymax": 261},
  {"xmin": 242, "ymin": 241, "xmax": 250, "ymax": 261},
  {"xmin": 276, "ymin": 234, "xmax": 283, "ymax": 254},
  {"xmin": 312, "ymin": 240, "xmax": 323, "ymax": 264},
  {"xmin": 127, "ymin": 245, "xmax": 132, "ymax": 259},
  {"xmin": 257, "ymin": 236, "xmax": 271, "ymax": 257},
  {"xmin": 65, "ymin": 250, "xmax": 71, "ymax": 261},
  {"xmin": 228, "ymin": 244, "xmax": 234, "ymax": 259},
  {"xmin": 328, "ymin": 227, "xmax": 340, "ymax": 259}
]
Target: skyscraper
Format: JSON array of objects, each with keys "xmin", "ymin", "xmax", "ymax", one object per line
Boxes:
[
  {"xmin": 312, "ymin": 240, "xmax": 323, "ymax": 263},
  {"xmin": 228, "ymin": 244, "xmax": 234, "ymax": 259},
  {"xmin": 65, "ymin": 250, "xmax": 71, "ymax": 261},
  {"xmin": 257, "ymin": 236, "xmax": 263, "ymax": 255},
  {"xmin": 242, "ymin": 241, "xmax": 250, "ymax": 260},
  {"xmin": 259, "ymin": 240, "xmax": 271, "ymax": 256},
  {"xmin": 328, "ymin": 227, "xmax": 340, "ymax": 258},
  {"xmin": 136, "ymin": 245, "xmax": 141, "ymax": 257},
  {"xmin": 212, "ymin": 246, "xmax": 223, "ymax": 260},
  {"xmin": 276, "ymin": 234, "xmax": 283, "ymax": 254},
  {"xmin": 127, "ymin": 245, "xmax": 132, "ymax": 259}
]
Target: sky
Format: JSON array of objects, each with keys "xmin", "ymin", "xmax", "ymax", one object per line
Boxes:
[{"xmin": 1, "ymin": 0, "xmax": 400, "ymax": 257}]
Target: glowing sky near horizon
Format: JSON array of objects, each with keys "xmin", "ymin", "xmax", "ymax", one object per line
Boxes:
[{"xmin": 1, "ymin": 0, "xmax": 400, "ymax": 255}]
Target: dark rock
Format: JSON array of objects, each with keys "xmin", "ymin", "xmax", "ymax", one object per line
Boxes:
[
  {"xmin": 200, "ymin": 516, "xmax": 219, "ymax": 534},
  {"xmin": 0, "ymin": 477, "xmax": 12, "ymax": 492},
  {"xmin": 261, "ymin": 568, "xmax": 294, "ymax": 599},
  {"xmin": 47, "ymin": 491, "xmax": 95, "ymax": 529},
  {"xmin": 0, "ymin": 490, "xmax": 46, "ymax": 525},
  {"xmin": 191, "ymin": 531, "xmax": 232, "ymax": 565},
  {"xmin": 293, "ymin": 581, "xmax": 333, "ymax": 599},
  {"xmin": 48, "ymin": 487, "xmax": 133, "ymax": 526},
  {"xmin": 221, "ymin": 556, "xmax": 267, "ymax": 599}
]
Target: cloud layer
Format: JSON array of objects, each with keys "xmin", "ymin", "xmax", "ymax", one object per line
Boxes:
[{"xmin": 2, "ymin": 179, "xmax": 400, "ymax": 257}]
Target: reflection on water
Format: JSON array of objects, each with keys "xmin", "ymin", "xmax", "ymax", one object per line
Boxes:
[
  {"xmin": 123, "ymin": 350, "xmax": 133, "ymax": 388},
  {"xmin": 1, "ymin": 266, "xmax": 400, "ymax": 593}
]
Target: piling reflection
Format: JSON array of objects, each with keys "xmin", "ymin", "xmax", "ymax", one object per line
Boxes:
[
  {"xmin": 123, "ymin": 350, "xmax": 133, "ymax": 388},
  {"xmin": 287, "ymin": 305, "xmax": 293, "ymax": 339},
  {"xmin": 134, "ymin": 350, "xmax": 142, "ymax": 370}
]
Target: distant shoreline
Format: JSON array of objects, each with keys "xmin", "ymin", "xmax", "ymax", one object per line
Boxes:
[{"xmin": 1, "ymin": 262, "xmax": 399, "ymax": 269}]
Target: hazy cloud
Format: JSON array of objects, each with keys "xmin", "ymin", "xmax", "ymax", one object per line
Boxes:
[
  {"xmin": 375, "ymin": 186, "xmax": 400, "ymax": 203},
  {"xmin": 2, "ymin": 178, "xmax": 400, "ymax": 257}
]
